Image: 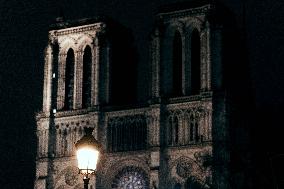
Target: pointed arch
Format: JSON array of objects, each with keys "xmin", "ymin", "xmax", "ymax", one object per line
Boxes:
[
  {"xmin": 62, "ymin": 129, "xmax": 68, "ymax": 156},
  {"xmin": 59, "ymin": 37, "xmax": 76, "ymax": 55},
  {"xmin": 173, "ymin": 116, "xmax": 179, "ymax": 145},
  {"xmin": 64, "ymin": 48, "xmax": 75, "ymax": 110},
  {"xmin": 191, "ymin": 29, "xmax": 201, "ymax": 95},
  {"xmin": 184, "ymin": 111, "xmax": 191, "ymax": 144},
  {"xmin": 168, "ymin": 115, "xmax": 179, "ymax": 146},
  {"xmin": 168, "ymin": 116, "xmax": 173, "ymax": 146},
  {"xmin": 161, "ymin": 22, "xmax": 185, "ymax": 97},
  {"xmin": 189, "ymin": 114, "xmax": 194, "ymax": 142},
  {"xmin": 82, "ymin": 45, "xmax": 92, "ymax": 108},
  {"xmin": 77, "ymin": 34, "xmax": 93, "ymax": 52},
  {"xmin": 195, "ymin": 119, "xmax": 199, "ymax": 142}
]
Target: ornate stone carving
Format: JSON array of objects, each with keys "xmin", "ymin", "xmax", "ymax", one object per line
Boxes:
[
  {"xmin": 166, "ymin": 105, "xmax": 209, "ymax": 145},
  {"xmin": 170, "ymin": 156, "xmax": 204, "ymax": 182},
  {"xmin": 176, "ymin": 160, "xmax": 193, "ymax": 178},
  {"xmin": 55, "ymin": 185, "xmax": 65, "ymax": 189},
  {"xmin": 64, "ymin": 166, "xmax": 79, "ymax": 186},
  {"xmin": 49, "ymin": 31, "xmax": 57, "ymax": 43},
  {"xmin": 111, "ymin": 166, "xmax": 149, "ymax": 189},
  {"xmin": 54, "ymin": 24, "xmax": 104, "ymax": 36},
  {"xmin": 54, "ymin": 166, "xmax": 79, "ymax": 188},
  {"xmin": 99, "ymin": 156, "xmax": 150, "ymax": 189},
  {"xmin": 35, "ymin": 4, "xmax": 217, "ymax": 188},
  {"xmin": 108, "ymin": 114, "xmax": 146, "ymax": 125},
  {"xmin": 194, "ymin": 149, "xmax": 213, "ymax": 168},
  {"xmin": 158, "ymin": 5, "xmax": 212, "ymax": 20}
]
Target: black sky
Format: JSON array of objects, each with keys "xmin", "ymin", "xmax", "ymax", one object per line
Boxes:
[{"xmin": 0, "ymin": 0, "xmax": 284, "ymax": 188}]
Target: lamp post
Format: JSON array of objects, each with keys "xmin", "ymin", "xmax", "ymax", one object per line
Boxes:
[{"xmin": 75, "ymin": 127, "xmax": 101, "ymax": 189}]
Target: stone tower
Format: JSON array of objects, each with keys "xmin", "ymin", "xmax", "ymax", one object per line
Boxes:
[{"xmin": 35, "ymin": 2, "xmax": 248, "ymax": 189}]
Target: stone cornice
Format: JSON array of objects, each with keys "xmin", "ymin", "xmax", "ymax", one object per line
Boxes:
[
  {"xmin": 167, "ymin": 93, "xmax": 212, "ymax": 104},
  {"xmin": 157, "ymin": 4, "xmax": 212, "ymax": 20},
  {"xmin": 105, "ymin": 107, "xmax": 149, "ymax": 117},
  {"xmin": 49, "ymin": 23, "xmax": 106, "ymax": 37}
]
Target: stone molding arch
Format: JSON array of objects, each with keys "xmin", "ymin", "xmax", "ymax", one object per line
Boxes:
[
  {"xmin": 185, "ymin": 18, "xmax": 205, "ymax": 34},
  {"xmin": 77, "ymin": 35, "xmax": 95, "ymax": 53},
  {"xmin": 59, "ymin": 37, "xmax": 77, "ymax": 56},
  {"xmin": 54, "ymin": 165, "xmax": 80, "ymax": 188},
  {"xmin": 168, "ymin": 108, "xmax": 183, "ymax": 120},
  {"xmin": 161, "ymin": 21, "xmax": 187, "ymax": 97},
  {"xmin": 168, "ymin": 152, "xmax": 212, "ymax": 188},
  {"xmin": 99, "ymin": 157, "xmax": 150, "ymax": 188},
  {"xmin": 170, "ymin": 156, "xmax": 204, "ymax": 182},
  {"xmin": 164, "ymin": 21, "xmax": 186, "ymax": 38}
]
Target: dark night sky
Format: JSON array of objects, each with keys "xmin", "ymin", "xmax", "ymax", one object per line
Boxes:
[{"xmin": 0, "ymin": 0, "xmax": 284, "ymax": 188}]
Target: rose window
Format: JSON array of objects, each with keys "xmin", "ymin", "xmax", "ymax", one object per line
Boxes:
[{"xmin": 111, "ymin": 166, "xmax": 149, "ymax": 189}]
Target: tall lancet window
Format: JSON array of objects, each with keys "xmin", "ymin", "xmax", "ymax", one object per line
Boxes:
[
  {"xmin": 64, "ymin": 48, "xmax": 75, "ymax": 110},
  {"xmin": 82, "ymin": 45, "xmax": 92, "ymax": 108},
  {"xmin": 191, "ymin": 29, "xmax": 201, "ymax": 95},
  {"xmin": 168, "ymin": 116, "xmax": 179, "ymax": 146},
  {"xmin": 172, "ymin": 31, "xmax": 183, "ymax": 96}
]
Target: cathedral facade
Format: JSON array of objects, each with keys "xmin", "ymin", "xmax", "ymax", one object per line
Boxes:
[{"xmin": 35, "ymin": 2, "xmax": 243, "ymax": 189}]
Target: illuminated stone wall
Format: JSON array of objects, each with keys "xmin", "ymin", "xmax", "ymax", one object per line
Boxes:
[{"xmin": 35, "ymin": 2, "xmax": 231, "ymax": 189}]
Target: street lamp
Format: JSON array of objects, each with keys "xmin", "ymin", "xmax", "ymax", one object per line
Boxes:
[{"xmin": 75, "ymin": 127, "xmax": 101, "ymax": 189}]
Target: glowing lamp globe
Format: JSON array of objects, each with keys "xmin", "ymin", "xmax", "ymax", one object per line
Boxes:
[{"xmin": 75, "ymin": 127, "xmax": 101, "ymax": 176}]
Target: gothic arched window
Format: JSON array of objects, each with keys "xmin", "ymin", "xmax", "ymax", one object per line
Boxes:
[
  {"xmin": 64, "ymin": 48, "xmax": 75, "ymax": 110},
  {"xmin": 82, "ymin": 45, "xmax": 92, "ymax": 108},
  {"xmin": 108, "ymin": 116, "xmax": 147, "ymax": 152},
  {"xmin": 168, "ymin": 116, "xmax": 179, "ymax": 146},
  {"xmin": 172, "ymin": 31, "xmax": 183, "ymax": 96},
  {"xmin": 191, "ymin": 29, "xmax": 201, "ymax": 95},
  {"xmin": 189, "ymin": 115, "xmax": 194, "ymax": 142},
  {"xmin": 62, "ymin": 129, "xmax": 68, "ymax": 156},
  {"xmin": 195, "ymin": 121, "xmax": 199, "ymax": 142},
  {"xmin": 111, "ymin": 166, "xmax": 149, "ymax": 189},
  {"xmin": 173, "ymin": 116, "xmax": 179, "ymax": 145},
  {"xmin": 168, "ymin": 118, "xmax": 173, "ymax": 146}
]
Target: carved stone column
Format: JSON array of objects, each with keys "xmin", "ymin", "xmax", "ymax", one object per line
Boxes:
[
  {"xmin": 147, "ymin": 107, "xmax": 161, "ymax": 147},
  {"xmin": 42, "ymin": 43, "xmax": 53, "ymax": 113},
  {"xmin": 212, "ymin": 93, "xmax": 230, "ymax": 189},
  {"xmin": 147, "ymin": 105, "xmax": 163, "ymax": 189},
  {"xmin": 200, "ymin": 21, "xmax": 212, "ymax": 92},
  {"xmin": 57, "ymin": 53, "xmax": 66, "ymax": 110},
  {"xmin": 206, "ymin": 21, "xmax": 211, "ymax": 91},
  {"xmin": 150, "ymin": 28, "xmax": 161, "ymax": 99},
  {"xmin": 92, "ymin": 31, "xmax": 110, "ymax": 106},
  {"xmin": 184, "ymin": 29, "xmax": 191, "ymax": 95},
  {"xmin": 74, "ymin": 50, "xmax": 83, "ymax": 109},
  {"xmin": 200, "ymin": 26, "xmax": 208, "ymax": 92},
  {"xmin": 92, "ymin": 36, "xmax": 100, "ymax": 106}
]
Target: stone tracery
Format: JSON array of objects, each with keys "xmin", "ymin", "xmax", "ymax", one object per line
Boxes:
[
  {"xmin": 111, "ymin": 166, "xmax": 149, "ymax": 189},
  {"xmin": 35, "ymin": 3, "xmax": 221, "ymax": 188}
]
